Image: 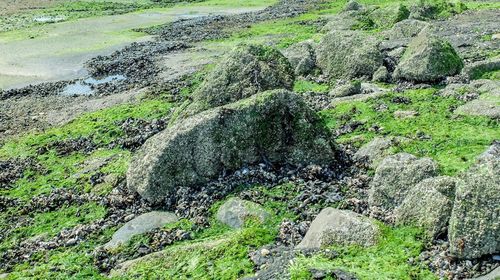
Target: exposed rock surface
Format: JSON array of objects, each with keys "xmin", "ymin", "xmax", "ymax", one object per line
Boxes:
[
  {"xmin": 372, "ymin": 66, "xmax": 390, "ymax": 83},
  {"xmin": 296, "ymin": 208, "xmax": 379, "ymax": 249},
  {"xmin": 387, "ymin": 19, "xmax": 429, "ymax": 40},
  {"xmin": 329, "ymin": 80, "xmax": 361, "ymax": 97},
  {"xmin": 449, "ymin": 143, "xmax": 500, "ymax": 259},
  {"xmin": 393, "ymin": 31, "xmax": 463, "ymax": 82},
  {"xmin": 368, "ymin": 153, "xmax": 438, "ymax": 212},
  {"xmin": 353, "ymin": 137, "xmax": 405, "ymax": 168},
  {"xmin": 461, "ymin": 58, "xmax": 500, "ymax": 80},
  {"xmin": 188, "ymin": 44, "xmax": 294, "ymax": 113},
  {"xmin": 127, "ymin": 90, "xmax": 337, "ymax": 203},
  {"xmin": 216, "ymin": 197, "xmax": 270, "ymax": 229},
  {"xmin": 104, "ymin": 211, "xmax": 178, "ymax": 250},
  {"xmin": 467, "ymin": 266, "xmax": 500, "ymax": 280},
  {"xmin": 369, "ymin": 4, "xmax": 409, "ymax": 29},
  {"xmin": 395, "ymin": 176, "xmax": 457, "ymax": 240},
  {"xmin": 316, "ymin": 30, "xmax": 382, "ymax": 80},
  {"xmin": 282, "ymin": 40, "xmax": 316, "ymax": 76}
]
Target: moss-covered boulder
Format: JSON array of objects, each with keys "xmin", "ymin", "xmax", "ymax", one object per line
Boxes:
[
  {"xmin": 216, "ymin": 198, "xmax": 270, "ymax": 229},
  {"xmin": 329, "ymin": 80, "xmax": 361, "ymax": 97},
  {"xmin": 395, "ymin": 176, "xmax": 457, "ymax": 240},
  {"xmin": 369, "ymin": 4, "xmax": 410, "ymax": 29},
  {"xmin": 189, "ymin": 44, "xmax": 294, "ymax": 113},
  {"xmin": 393, "ymin": 32, "xmax": 463, "ymax": 82},
  {"xmin": 282, "ymin": 40, "xmax": 316, "ymax": 76},
  {"xmin": 387, "ymin": 19, "xmax": 429, "ymax": 40},
  {"xmin": 127, "ymin": 90, "xmax": 337, "ymax": 203},
  {"xmin": 409, "ymin": 0, "xmax": 467, "ymax": 20},
  {"xmin": 316, "ymin": 31, "xmax": 383, "ymax": 80},
  {"xmin": 368, "ymin": 153, "xmax": 438, "ymax": 212},
  {"xmin": 448, "ymin": 143, "xmax": 500, "ymax": 259}
]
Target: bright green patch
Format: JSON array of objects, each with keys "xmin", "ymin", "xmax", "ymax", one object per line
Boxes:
[
  {"xmin": 290, "ymin": 225, "xmax": 436, "ymax": 280},
  {"xmin": 294, "ymin": 80, "xmax": 330, "ymax": 94},
  {"xmin": 320, "ymin": 88, "xmax": 500, "ymax": 175}
]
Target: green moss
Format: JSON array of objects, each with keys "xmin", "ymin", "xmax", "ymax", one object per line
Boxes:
[
  {"xmin": 290, "ymin": 225, "xmax": 436, "ymax": 280},
  {"xmin": 320, "ymin": 88, "xmax": 499, "ymax": 175}
]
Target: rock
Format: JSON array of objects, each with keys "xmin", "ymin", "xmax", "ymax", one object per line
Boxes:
[
  {"xmin": 394, "ymin": 110, "xmax": 419, "ymax": 119},
  {"xmin": 316, "ymin": 31, "xmax": 383, "ymax": 80},
  {"xmin": 409, "ymin": 0, "xmax": 467, "ymax": 20},
  {"xmin": 454, "ymin": 80, "xmax": 500, "ymax": 118},
  {"xmin": 388, "ymin": 19, "xmax": 430, "ymax": 40},
  {"xmin": 461, "ymin": 58, "xmax": 500, "ymax": 80},
  {"xmin": 127, "ymin": 90, "xmax": 337, "ymax": 203},
  {"xmin": 449, "ymin": 143, "xmax": 500, "ymax": 259},
  {"xmin": 467, "ymin": 266, "xmax": 500, "ymax": 280},
  {"xmin": 439, "ymin": 83, "xmax": 479, "ymax": 101},
  {"xmin": 353, "ymin": 137, "xmax": 406, "ymax": 168},
  {"xmin": 104, "ymin": 211, "xmax": 178, "ymax": 250},
  {"xmin": 372, "ymin": 66, "xmax": 390, "ymax": 83},
  {"xmin": 216, "ymin": 198, "xmax": 270, "ymax": 229},
  {"xmin": 296, "ymin": 208, "xmax": 379, "ymax": 249},
  {"xmin": 188, "ymin": 44, "xmax": 294, "ymax": 113},
  {"xmin": 321, "ymin": 14, "xmax": 359, "ymax": 33},
  {"xmin": 369, "ymin": 4, "xmax": 410, "ymax": 29},
  {"xmin": 329, "ymin": 80, "xmax": 362, "ymax": 97},
  {"xmin": 395, "ymin": 176, "xmax": 457, "ymax": 240},
  {"xmin": 282, "ymin": 40, "xmax": 316, "ymax": 76},
  {"xmin": 343, "ymin": 0, "xmax": 363, "ymax": 12},
  {"xmin": 368, "ymin": 153, "xmax": 438, "ymax": 211},
  {"xmin": 393, "ymin": 31, "xmax": 464, "ymax": 83}
]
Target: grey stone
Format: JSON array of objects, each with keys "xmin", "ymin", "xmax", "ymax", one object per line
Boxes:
[
  {"xmin": 372, "ymin": 66, "xmax": 390, "ymax": 83},
  {"xmin": 368, "ymin": 153, "xmax": 438, "ymax": 211},
  {"xmin": 466, "ymin": 266, "xmax": 500, "ymax": 280},
  {"xmin": 216, "ymin": 198, "xmax": 270, "ymax": 229},
  {"xmin": 316, "ymin": 30, "xmax": 383, "ymax": 80},
  {"xmin": 343, "ymin": 0, "xmax": 363, "ymax": 12},
  {"xmin": 369, "ymin": 4, "xmax": 410, "ymax": 29},
  {"xmin": 353, "ymin": 137, "xmax": 405, "ymax": 168},
  {"xmin": 321, "ymin": 14, "xmax": 359, "ymax": 33},
  {"xmin": 462, "ymin": 58, "xmax": 500, "ymax": 80},
  {"xmin": 282, "ymin": 40, "xmax": 316, "ymax": 76},
  {"xmin": 329, "ymin": 80, "xmax": 361, "ymax": 97},
  {"xmin": 394, "ymin": 110, "xmax": 419, "ymax": 119},
  {"xmin": 409, "ymin": 0, "xmax": 466, "ymax": 20},
  {"xmin": 454, "ymin": 80, "xmax": 500, "ymax": 118},
  {"xmin": 296, "ymin": 208, "xmax": 379, "ymax": 249},
  {"xmin": 449, "ymin": 143, "xmax": 500, "ymax": 259},
  {"xmin": 388, "ymin": 19, "xmax": 430, "ymax": 40},
  {"xmin": 188, "ymin": 44, "xmax": 294, "ymax": 113},
  {"xmin": 127, "ymin": 90, "xmax": 337, "ymax": 203},
  {"xmin": 395, "ymin": 176, "xmax": 458, "ymax": 240},
  {"xmin": 104, "ymin": 211, "xmax": 178, "ymax": 250},
  {"xmin": 393, "ymin": 31, "xmax": 464, "ymax": 83}
]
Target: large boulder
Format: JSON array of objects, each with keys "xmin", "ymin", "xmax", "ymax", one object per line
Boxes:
[
  {"xmin": 369, "ymin": 4, "xmax": 410, "ymax": 29},
  {"xmin": 104, "ymin": 211, "xmax": 178, "ymax": 250},
  {"xmin": 127, "ymin": 90, "xmax": 337, "ymax": 203},
  {"xmin": 387, "ymin": 19, "xmax": 430, "ymax": 40},
  {"xmin": 216, "ymin": 198, "xmax": 270, "ymax": 229},
  {"xmin": 368, "ymin": 153, "xmax": 438, "ymax": 212},
  {"xmin": 296, "ymin": 208, "xmax": 379, "ymax": 249},
  {"xmin": 316, "ymin": 31, "xmax": 383, "ymax": 80},
  {"xmin": 393, "ymin": 31, "xmax": 463, "ymax": 82},
  {"xmin": 282, "ymin": 40, "xmax": 316, "ymax": 76},
  {"xmin": 448, "ymin": 143, "xmax": 500, "ymax": 259},
  {"xmin": 189, "ymin": 44, "xmax": 294, "ymax": 113},
  {"xmin": 394, "ymin": 176, "xmax": 457, "ymax": 240}
]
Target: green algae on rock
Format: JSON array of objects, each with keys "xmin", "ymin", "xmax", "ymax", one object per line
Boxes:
[{"xmin": 127, "ymin": 90, "xmax": 337, "ymax": 203}]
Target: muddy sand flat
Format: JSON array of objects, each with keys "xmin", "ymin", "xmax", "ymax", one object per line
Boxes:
[{"xmin": 0, "ymin": 5, "xmax": 262, "ymax": 90}]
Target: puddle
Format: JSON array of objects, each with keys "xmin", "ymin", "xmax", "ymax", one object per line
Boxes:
[
  {"xmin": 33, "ymin": 15, "xmax": 66, "ymax": 23},
  {"xmin": 62, "ymin": 75, "xmax": 126, "ymax": 96}
]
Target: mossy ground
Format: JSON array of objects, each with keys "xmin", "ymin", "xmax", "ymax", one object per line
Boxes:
[{"xmin": 1, "ymin": 0, "xmax": 499, "ymax": 279}]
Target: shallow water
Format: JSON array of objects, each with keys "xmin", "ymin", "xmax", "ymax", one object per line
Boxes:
[{"xmin": 61, "ymin": 75, "xmax": 126, "ymax": 96}]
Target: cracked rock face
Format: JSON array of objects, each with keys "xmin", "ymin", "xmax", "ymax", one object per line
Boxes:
[{"xmin": 127, "ymin": 90, "xmax": 338, "ymax": 203}]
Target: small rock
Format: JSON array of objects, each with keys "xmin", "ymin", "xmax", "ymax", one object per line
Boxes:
[
  {"xmin": 104, "ymin": 211, "xmax": 178, "ymax": 250},
  {"xmin": 296, "ymin": 208, "xmax": 379, "ymax": 249},
  {"xmin": 329, "ymin": 80, "xmax": 362, "ymax": 97},
  {"xmin": 394, "ymin": 110, "xmax": 419, "ymax": 119},
  {"xmin": 372, "ymin": 66, "xmax": 390, "ymax": 83},
  {"xmin": 217, "ymin": 198, "xmax": 270, "ymax": 229}
]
